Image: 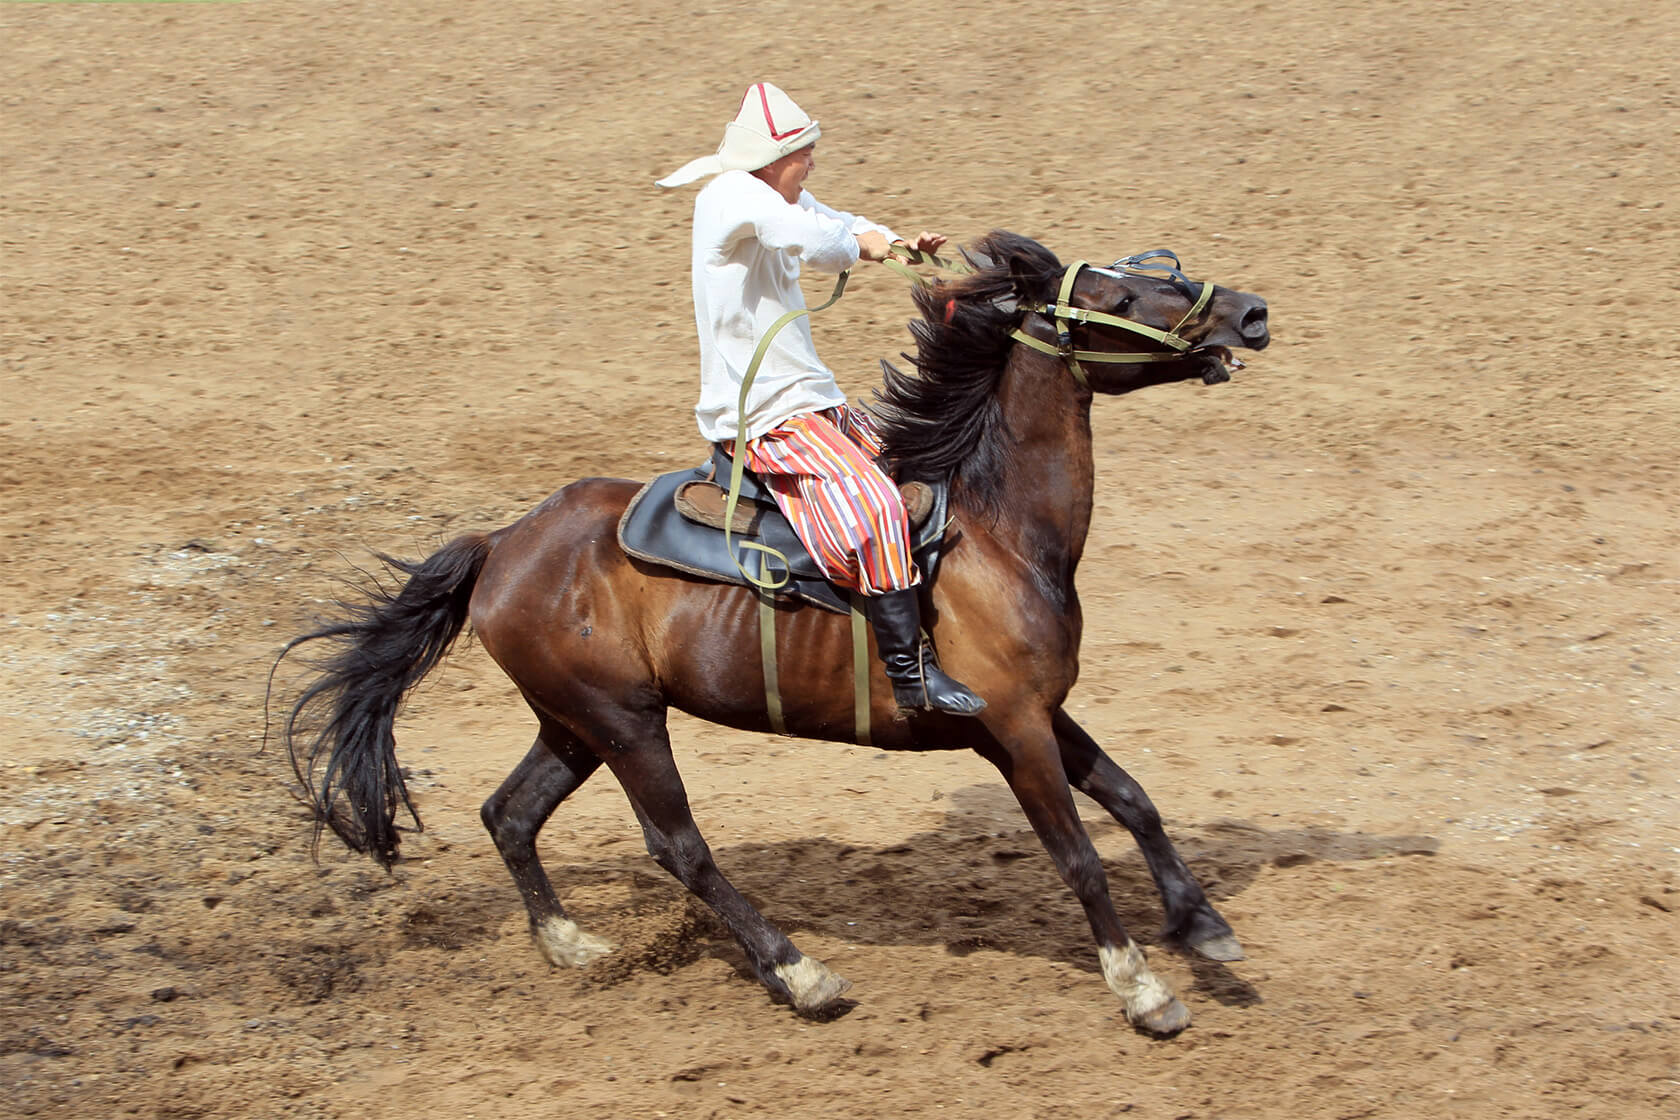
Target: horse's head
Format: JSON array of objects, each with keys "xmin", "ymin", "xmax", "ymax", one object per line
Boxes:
[
  {"xmin": 877, "ymin": 232, "xmax": 1270, "ymax": 492},
  {"xmin": 995, "ymin": 239, "xmax": 1269, "ymax": 393}
]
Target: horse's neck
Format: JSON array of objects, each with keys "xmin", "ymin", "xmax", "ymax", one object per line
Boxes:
[{"xmin": 980, "ymin": 350, "xmax": 1096, "ymax": 585}]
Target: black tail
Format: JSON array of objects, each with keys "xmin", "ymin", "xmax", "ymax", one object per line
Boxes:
[{"xmin": 277, "ymin": 533, "xmax": 492, "ymax": 868}]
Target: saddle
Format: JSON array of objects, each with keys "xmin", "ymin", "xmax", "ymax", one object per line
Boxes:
[{"xmin": 618, "ymin": 446, "xmax": 951, "ymax": 615}]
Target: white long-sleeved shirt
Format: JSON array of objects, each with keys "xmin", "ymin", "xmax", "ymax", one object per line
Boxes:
[{"xmin": 687, "ymin": 169, "xmax": 897, "ymax": 442}]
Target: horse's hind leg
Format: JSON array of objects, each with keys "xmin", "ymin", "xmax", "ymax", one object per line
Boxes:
[
  {"xmin": 481, "ymin": 725, "xmax": 612, "ymax": 967},
  {"xmin": 589, "ymin": 705, "xmax": 851, "ymax": 1016},
  {"xmin": 1053, "ymin": 708, "xmax": 1243, "ymax": 962}
]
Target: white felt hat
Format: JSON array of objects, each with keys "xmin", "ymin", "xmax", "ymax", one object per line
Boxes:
[{"xmin": 656, "ymin": 82, "xmax": 821, "ymax": 188}]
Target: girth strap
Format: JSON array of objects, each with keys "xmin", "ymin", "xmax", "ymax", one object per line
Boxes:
[
  {"xmin": 755, "ymin": 571, "xmax": 874, "ymax": 746},
  {"xmin": 851, "ymin": 594, "xmax": 872, "ymax": 746},
  {"xmin": 757, "ymin": 557, "xmax": 785, "ymax": 735}
]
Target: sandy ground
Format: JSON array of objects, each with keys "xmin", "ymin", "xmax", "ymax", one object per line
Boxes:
[{"xmin": 2, "ymin": 1, "xmax": 1677, "ymax": 1117}]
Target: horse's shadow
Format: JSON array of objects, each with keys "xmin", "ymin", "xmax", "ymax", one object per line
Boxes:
[{"xmin": 507, "ymin": 782, "xmax": 1441, "ymax": 1009}]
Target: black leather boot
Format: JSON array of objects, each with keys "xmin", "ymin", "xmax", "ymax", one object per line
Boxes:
[{"xmin": 865, "ymin": 589, "xmax": 986, "ymax": 716}]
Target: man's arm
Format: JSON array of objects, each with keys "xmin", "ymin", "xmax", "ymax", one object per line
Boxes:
[
  {"xmin": 800, "ymin": 192, "xmax": 944, "ymax": 262},
  {"xmin": 712, "ymin": 176, "xmax": 861, "ymax": 272}
]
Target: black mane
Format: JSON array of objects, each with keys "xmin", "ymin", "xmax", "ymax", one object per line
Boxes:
[{"xmin": 870, "ymin": 231, "xmax": 1065, "ymax": 513}]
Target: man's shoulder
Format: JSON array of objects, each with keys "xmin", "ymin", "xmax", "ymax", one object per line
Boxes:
[
  {"xmin": 697, "ymin": 171, "xmax": 801, "ymax": 238},
  {"xmin": 700, "ymin": 169, "xmax": 775, "ymax": 201}
]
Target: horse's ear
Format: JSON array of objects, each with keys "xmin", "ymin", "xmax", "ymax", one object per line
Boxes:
[
  {"xmin": 984, "ymin": 231, "xmax": 1059, "ymax": 304},
  {"xmin": 1005, "ymin": 249, "xmax": 1056, "ymax": 305}
]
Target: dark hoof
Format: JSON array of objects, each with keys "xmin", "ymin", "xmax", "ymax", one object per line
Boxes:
[
  {"xmin": 1131, "ymin": 997, "xmax": 1191, "ymax": 1037},
  {"xmin": 1189, "ymin": 933, "xmax": 1246, "ymax": 962}
]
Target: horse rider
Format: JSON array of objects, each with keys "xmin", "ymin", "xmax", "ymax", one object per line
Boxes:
[{"xmin": 656, "ymin": 82, "xmax": 985, "ymax": 717}]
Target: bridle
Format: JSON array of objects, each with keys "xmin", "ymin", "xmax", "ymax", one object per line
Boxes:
[{"xmin": 1009, "ymin": 250, "xmax": 1214, "ymax": 389}]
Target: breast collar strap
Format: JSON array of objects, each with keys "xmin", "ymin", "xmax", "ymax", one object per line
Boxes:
[{"xmin": 1010, "ymin": 259, "xmax": 1213, "ymax": 389}]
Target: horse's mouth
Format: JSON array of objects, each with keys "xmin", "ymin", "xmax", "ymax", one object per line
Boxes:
[{"xmin": 1189, "ymin": 345, "xmax": 1243, "ymax": 385}]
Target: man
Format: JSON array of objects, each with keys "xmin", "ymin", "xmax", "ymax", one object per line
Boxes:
[{"xmin": 657, "ymin": 82, "xmax": 984, "ymax": 716}]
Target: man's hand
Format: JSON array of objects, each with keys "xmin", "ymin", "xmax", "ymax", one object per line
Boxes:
[
  {"xmin": 897, "ymin": 231, "xmax": 948, "ymax": 255},
  {"xmin": 855, "ymin": 230, "xmax": 892, "ymax": 262}
]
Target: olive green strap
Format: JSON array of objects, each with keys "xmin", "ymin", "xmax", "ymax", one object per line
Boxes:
[
  {"xmin": 1059, "ymin": 258, "xmax": 1085, "ymax": 306},
  {"xmin": 1171, "ymin": 279, "xmax": 1214, "ymax": 335},
  {"xmin": 724, "ymin": 270, "xmax": 851, "ymax": 590},
  {"xmin": 880, "ymin": 243, "xmax": 974, "ymax": 287},
  {"xmin": 1010, "ymin": 328, "xmax": 1183, "ymax": 364},
  {"xmin": 757, "ymin": 586, "xmax": 870, "ymax": 743},
  {"xmin": 877, "ymin": 256, "xmax": 928, "ymax": 288},
  {"xmin": 850, "ymin": 594, "xmax": 872, "ymax": 747},
  {"xmin": 758, "ymin": 562, "xmax": 785, "ymax": 735}
]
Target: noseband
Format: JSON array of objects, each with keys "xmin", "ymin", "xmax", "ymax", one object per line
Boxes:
[{"xmin": 1011, "ymin": 251, "xmax": 1213, "ymax": 388}]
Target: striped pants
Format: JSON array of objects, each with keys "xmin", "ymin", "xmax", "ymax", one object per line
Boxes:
[{"xmin": 734, "ymin": 405, "xmax": 919, "ymax": 595}]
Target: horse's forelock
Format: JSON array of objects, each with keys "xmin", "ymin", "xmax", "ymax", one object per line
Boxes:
[{"xmin": 910, "ymin": 231, "xmax": 1064, "ymax": 324}]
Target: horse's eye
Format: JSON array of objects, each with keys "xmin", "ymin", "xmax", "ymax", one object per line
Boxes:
[{"xmin": 1113, "ymin": 296, "xmax": 1134, "ymax": 315}]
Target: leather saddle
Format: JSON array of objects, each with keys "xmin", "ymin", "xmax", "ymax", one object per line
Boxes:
[{"xmin": 617, "ymin": 446, "xmax": 951, "ymax": 615}]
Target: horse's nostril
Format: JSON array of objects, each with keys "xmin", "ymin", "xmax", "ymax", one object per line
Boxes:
[{"xmin": 1241, "ymin": 304, "xmax": 1268, "ymax": 338}]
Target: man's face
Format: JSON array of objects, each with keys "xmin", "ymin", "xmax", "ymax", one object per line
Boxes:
[{"xmin": 754, "ymin": 144, "xmax": 816, "ymax": 203}]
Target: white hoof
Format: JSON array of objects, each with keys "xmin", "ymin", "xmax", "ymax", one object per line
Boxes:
[
  {"xmin": 774, "ymin": 955, "xmax": 852, "ymax": 1013},
  {"xmin": 1099, "ymin": 942, "xmax": 1178, "ymax": 1024},
  {"xmin": 1133, "ymin": 996, "xmax": 1192, "ymax": 1036},
  {"xmin": 533, "ymin": 916, "xmax": 614, "ymax": 967}
]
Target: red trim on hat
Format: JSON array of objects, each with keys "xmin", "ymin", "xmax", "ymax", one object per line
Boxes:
[{"xmin": 752, "ymin": 83, "xmax": 804, "ymax": 141}]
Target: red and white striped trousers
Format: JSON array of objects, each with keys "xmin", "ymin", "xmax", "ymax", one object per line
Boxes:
[{"xmin": 733, "ymin": 405, "xmax": 919, "ymax": 595}]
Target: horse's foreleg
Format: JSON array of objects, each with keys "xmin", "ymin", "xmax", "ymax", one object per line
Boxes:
[
  {"xmin": 481, "ymin": 728, "xmax": 612, "ymax": 967},
  {"xmin": 976, "ymin": 717, "xmax": 1190, "ymax": 1036},
  {"xmin": 594, "ymin": 712, "xmax": 851, "ymax": 1017},
  {"xmin": 1053, "ymin": 708, "xmax": 1243, "ymax": 962}
]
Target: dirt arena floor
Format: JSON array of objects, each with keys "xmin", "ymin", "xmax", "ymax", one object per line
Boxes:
[{"xmin": 3, "ymin": 2, "xmax": 1676, "ymax": 1117}]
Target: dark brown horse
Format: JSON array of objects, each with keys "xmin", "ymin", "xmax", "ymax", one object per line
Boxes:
[{"xmin": 281, "ymin": 231, "xmax": 1270, "ymax": 1036}]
